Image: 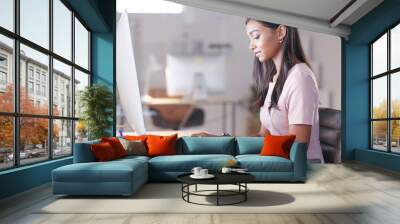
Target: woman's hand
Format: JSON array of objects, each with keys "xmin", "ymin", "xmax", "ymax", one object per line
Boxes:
[
  {"xmin": 191, "ymin": 131, "xmax": 225, "ymax": 137},
  {"xmin": 191, "ymin": 131, "xmax": 218, "ymax": 137},
  {"xmin": 258, "ymin": 126, "xmax": 270, "ymax": 136}
]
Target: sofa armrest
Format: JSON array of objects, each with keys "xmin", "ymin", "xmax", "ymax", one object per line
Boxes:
[
  {"xmin": 73, "ymin": 140, "xmax": 100, "ymax": 163},
  {"xmin": 289, "ymin": 142, "xmax": 307, "ymax": 181}
]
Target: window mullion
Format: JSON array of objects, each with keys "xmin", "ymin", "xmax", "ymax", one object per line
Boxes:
[
  {"xmin": 49, "ymin": 0, "xmax": 54, "ymax": 160},
  {"xmin": 0, "ymin": 0, "xmax": 86, "ymax": 170},
  {"xmin": 388, "ymin": 30, "xmax": 391, "ymax": 152},
  {"xmin": 370, "ymin": 45, "xmax": 373, "ymax": 149},
  {"xmin": 14, "ymin": 0, "xmax": 20, "ymax": 167},
  {"xmin": 71, "ymin": 10, "xmax": 76, "ymax": 155}
]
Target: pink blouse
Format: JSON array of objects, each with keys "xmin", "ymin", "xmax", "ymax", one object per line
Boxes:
[{"xmin": 259, "ymin": 63, "xmax": 324, "ymax": 162}]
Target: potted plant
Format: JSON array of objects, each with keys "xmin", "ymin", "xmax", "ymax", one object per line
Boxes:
[{"xmin": 79, "ymin": 84, "xmax": 113, "ymax": 140}]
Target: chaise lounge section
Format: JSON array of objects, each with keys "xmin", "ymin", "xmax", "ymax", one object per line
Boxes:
[
  {"xmin": 52, "ymin": 137, "xmax": 307, "ymax": 196},
  {"xmin": 52, "ymin": 140, "xmax": 149, "ymax": 196}
]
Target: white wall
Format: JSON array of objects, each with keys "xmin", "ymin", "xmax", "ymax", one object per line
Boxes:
[
  {"xmin": 124, "ymin": 6, "xmax": 341, "ymax": 135},
  {"xmin": 300, "ymin": 30, "xmax": 342, "ymax": 110}
]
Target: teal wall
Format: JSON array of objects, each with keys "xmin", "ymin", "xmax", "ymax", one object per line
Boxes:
[
  {"xmin": 0, "ymin": 0, "xmax": 116, "ymax": 200},
  {"xmin": 343, "ymin": 0, "xmax": 400, "ymax": 171},
  {"xmin": 91, "ymin": 31, "xmax": 115, "ymax": 136},
  {"xmin": 0, "ymin": 158, "xmax": 72, "ymax": 199},
  {"xmin": 66, "ymin": 0, "xmax": 110, "ymax": 32},
  {"xmin": 91, "ymin": 0, "xmax": 116, "ymax": 135},
  {"xmin": 92, "ymin": 33, "xmax": 114, "ymax": 87},
  {"xmin": 355, "ymin": 149, "xmax": 400, "ymax": 172}
]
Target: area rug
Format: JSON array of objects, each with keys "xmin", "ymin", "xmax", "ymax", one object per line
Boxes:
[{"xmin": 37, "ymin": 183, "xmax": 362, "ymax": 214}]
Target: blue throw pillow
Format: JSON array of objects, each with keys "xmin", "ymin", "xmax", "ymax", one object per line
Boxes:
[
  {"xmin": 73, "ymin": 139, "xmax": 100, "ymax": 163},
  {"xmin": 235, "ymin": 137, "xmax": 264, "ymax": 155},
  {"xmin": 179, "ymin": 137, "xmax": 235, "ymax": 155}
]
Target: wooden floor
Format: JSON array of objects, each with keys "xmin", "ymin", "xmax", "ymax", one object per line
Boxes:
[{"xmin": 1, "ymin": 162, "xmax": 400, "ymax": 224}]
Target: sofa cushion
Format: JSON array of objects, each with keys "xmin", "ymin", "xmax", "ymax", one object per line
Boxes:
[
  {"xmin": 147, "ymin": 134, "xmax": 178, "ymax": 157},
  {"xmin": 74, "ymin": 140, "xmax": 100, "ymax": 163},
  {"xmin": 53, "ymin": 158, "xmax": 147, "ymax": 183},
  {"xmin": 260, "ymin": 134, "xmax": 296, "ymax": 159},
  {"xmin": 235, "ymin": 137, "xmax": 263, "ymax": 155},
  {"xmin": 148, "ymin": 154, "xmax": 235, "ymax": 172},
  {"xmin": 101, "ymin": 137, "xmax": 127, "ymax": 158},
  {"xmin": 178, "ymin": 137, "xmax": 235, "ymax": 155},
  {"xmin": 236, "ymin": 155, "xmax": 293, "ymax": 172},
  {"xmin": 123, "ymin": 135, "xmax": 148, "ymax": 142},
  {"xmin": 119, "ymin": 138, "xmax": 147, "ymax": 156},
  {"xmin": 114, "ymin": 155, "xmax": 150, "ymax": 164},
  {"xmin": 91, "ymin": 142, "xmax": 118, "ymax": 161}
]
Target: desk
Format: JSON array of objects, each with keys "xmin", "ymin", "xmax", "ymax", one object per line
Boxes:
[
  {"xmin": 124, "ymin": 130, "xmax": 203, "ymax": 137},
  {"xmin": 142, "ymin": 95, "xmax": 238, "ymax": 135}
]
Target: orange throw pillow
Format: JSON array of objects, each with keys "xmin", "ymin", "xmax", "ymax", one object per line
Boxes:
[
  {"xmin": 124, "ymin": 135, "xmax": 149, "ymax": 149},
  {"xmin": 260, "ymin": 134, "xmax": 296, "ymax": 159},
  {"xmin": 124, "ymin": 135, "xmax": 148, "ymax": 141},
  {"xmin": 91, "ymin": 142, "xmax": 117, "ymax": 161},
  {"xmin": 101, "ymin": 137, "xmax": 127, "ymax": 158},
  {"xmin": 146, "ymin": 134, "xmax": 178, "ymax": 157}
]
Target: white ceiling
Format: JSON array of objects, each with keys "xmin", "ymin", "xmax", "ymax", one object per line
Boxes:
[
  {"xmin": 226, "ymin": 0, "xmax": 352, "ymax": 22},
  {"xmin": 167, "ymin": 0, "xmax": 384, "ymax": 38}
]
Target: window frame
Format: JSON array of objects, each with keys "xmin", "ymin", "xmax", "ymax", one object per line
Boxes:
[
  {"xmin": 370, "ymin": 20, "xmax": 400, "ymax": 154},
  {"xmin": 0, "ymin": 0, "xmax": 92, "ymax": 171}
]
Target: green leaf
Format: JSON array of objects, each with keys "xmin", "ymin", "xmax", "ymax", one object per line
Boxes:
[{"xmin": 79, "ymin": 84, "xmax": 113, "ymax": 140}]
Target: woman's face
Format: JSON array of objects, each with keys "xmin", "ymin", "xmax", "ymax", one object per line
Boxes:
[{"xmin": 246, "ymin": 20, "xmax": 283, "ymax": 62}]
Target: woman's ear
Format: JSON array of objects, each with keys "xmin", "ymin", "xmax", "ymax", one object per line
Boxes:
[{"xmin": 276, "ymin": 25, "xmax": 287, "ymax": 43}]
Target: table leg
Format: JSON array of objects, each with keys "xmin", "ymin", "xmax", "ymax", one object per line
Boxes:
[
  {"xmin": 187, "ymin": 184, "xmax": 190, "ymax": 202},
  {"xmin": 245, "ymin": 183, "xmax": 247, "ymax": 201},
  {"xmin": 222, "ymin": 103, "xmax": 227, "ymax": 133},
  {"xmin": 231, "ymin": 103, "xmax": 236, "ymax": 135},
  {"xmin": 195, "ymin": 184, "xmax": 197, "ymax": 192},
  {"xmin": 217, "ymin": 184, "xmax": 220, "ymax": 206}
]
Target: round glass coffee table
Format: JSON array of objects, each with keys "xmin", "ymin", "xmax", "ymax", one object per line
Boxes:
[{"xmin": 177, "ymin": 173, "xmax": 255, "ymax": 206}]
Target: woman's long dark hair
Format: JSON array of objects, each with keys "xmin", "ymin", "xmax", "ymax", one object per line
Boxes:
[{"xmin": 246, "ymin": 18, "xmax": 310, "ymax": 111}]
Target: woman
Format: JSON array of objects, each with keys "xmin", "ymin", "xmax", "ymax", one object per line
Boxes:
[{"xmin": 193, "ymin": 18, "xmax": 323, "ymax": 163}]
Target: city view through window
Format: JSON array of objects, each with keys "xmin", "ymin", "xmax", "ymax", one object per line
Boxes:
[
  {"xmin": 0, "ymin": 0, "xmax": 90, "ymax": 170},
  {"xmin": 371, "ymin": 23, "xmax": 400, "ymax": 153}
]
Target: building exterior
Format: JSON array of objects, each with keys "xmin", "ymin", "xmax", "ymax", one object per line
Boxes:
[{"xmin": 0, "ymin": 41, "xmax": 76, "ymax": 151}]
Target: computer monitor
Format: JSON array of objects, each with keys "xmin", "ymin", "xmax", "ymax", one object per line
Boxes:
[{"xmin": 165, "ymin": 54, "xmax": 226, "ymax": 97}]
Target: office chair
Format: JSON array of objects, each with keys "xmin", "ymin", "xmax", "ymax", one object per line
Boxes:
[
  {"xmin": 319, "ymin": 107, "xmax": 341, "ymax": 163},
  {"xmin": 149, "ymin": 106, "xmax": 204, "ymax": 130}
]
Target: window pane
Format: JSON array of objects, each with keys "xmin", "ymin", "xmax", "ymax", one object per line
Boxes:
[
  {"xmin": 53, "ymin": 119, "xmax": 72, "ymax": 157},
  {"xmin": 53, "ymin": 59, "xmax": 72, "ymax": 117},
  {"xmin": 391, "ymin": 120, "xmax": 400, "ymax": 153},
  {"xmin": 74, "ymin": 69, "xmax": 89, "ymax": 118},
  {"xmin": 20, "ymin": 117, "xmax": 49, "ymax": 165},
  {"xmin": 20, "ymin": 44, "xmax": 49, "ymax": 115},
  {"xmin": 53, "ymin": 0, "xmax": 72, "ymax": 60},
  {"xmin": 74, "ymin": 18, "xmax": 89, "ymax": 70},
  {"xmin": 0, "ymin": 116, "xmax": 13, "ymax": 170},
  {"xmin": 0, "ymin": 34, "xmax": 14, "ymax": 112},
  {"xmin": 391, "ymin": 72, "xmax": 400, "ymax": 118},
  {"xmin": 75, "ymin": 120, "xmax": 88, "ymax": 143},
  {"xmin": 372, "ymin": 33, "xmax": 387, "ymax": 76},
  {"xmin": 20, "ymin": 0, "xmax": 49, "ymax": 49},
  {"xmin": 391, "ymin": 24, "xmax": 400, "ymax": 70},
  {"xmin": 0, "ymin": 0, "xmax": 14, "ymax": 31},
  {"xmin": 372, "ymin": 121, "xmax": 388, "ymax": 151},
  {"xmin": 372, "ymin": 77, "xmax": 387, "ymax": 119}
]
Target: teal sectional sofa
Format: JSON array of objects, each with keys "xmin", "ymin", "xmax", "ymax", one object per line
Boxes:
[{"xmin": 52, "ymin": 137, "xmax": 307, "ymax": 196}]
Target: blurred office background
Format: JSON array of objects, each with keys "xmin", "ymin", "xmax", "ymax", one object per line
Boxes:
[{"xmin": 116, "ymin": 0, "xmax": 341, "ymax": 136}]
